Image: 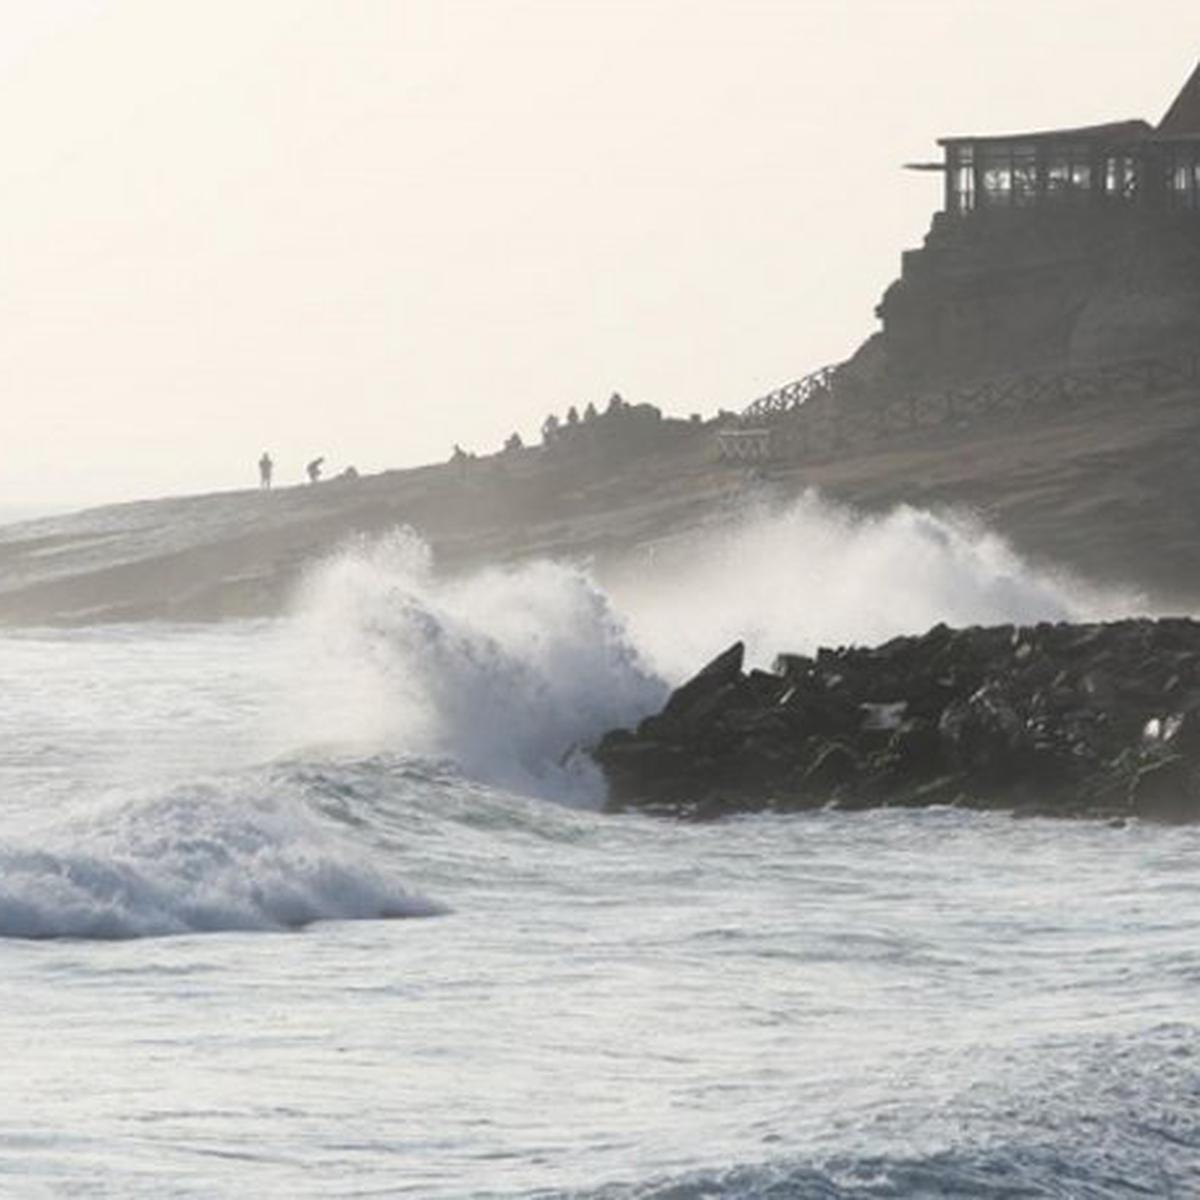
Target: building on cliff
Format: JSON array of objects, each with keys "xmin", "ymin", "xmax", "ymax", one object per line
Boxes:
[
  {"xmin": 725, "ymin": 60, "xmax": 1200, "ymax": 455},
  {"xmin": 863, "ymin": 60, "xmax": 1200, "ymax": 389},
  {"xmin": 913, "ymin": 61, "xmax": 1200, "ymax": 215}
]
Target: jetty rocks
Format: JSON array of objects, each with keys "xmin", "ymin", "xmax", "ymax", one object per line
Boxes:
[{"xmin": 592, "ymin": 619, "xmax": 1200, "ymax": 822}]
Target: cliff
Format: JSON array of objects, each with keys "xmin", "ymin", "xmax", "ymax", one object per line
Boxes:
[{"xmin": 857, "ymin": 207, "xmax": 1200, "ymax": 392}]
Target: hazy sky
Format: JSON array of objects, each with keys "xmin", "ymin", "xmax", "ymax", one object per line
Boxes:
[{"xmin": 2, "ymin": 1, "xmax": 1199, "ymax": 508}]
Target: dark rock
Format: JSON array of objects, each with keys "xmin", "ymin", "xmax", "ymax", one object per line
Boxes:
[
  {"xmin": 597, "ymin": 738, "xmax": 689, "ymax": 781},
  {"xmin": 676, "ymin": 679, "xmax": 751, "ymax": 737},
  {"xmin": 885, "ymin": 719, "xmax": 943, "ymax": 776},
  {"xmin": 887, "ymin": 774, "xmax": 964, "ymax": 809},
  {"xmin": 1162, "ymin": 709, "xmax": 1200, "ymax": 758},
  {"xmin": 772, "ymin": 653, "xmax": 814, "ymax": 681},
  {"xmin": 801, "ymin": 741, "xmax": 859, "ymax": 792},
  {"xmin": 937, "ymin": 683, "xmax": 1028, "ymax": 784},
  {"xmin": 661, "ymin": 641, "xmax": 745, "ymax": 727},
  {"xmin": 591, "ymin": 617, "xmax": 1200, "ymax": 822},
  {"xmin": 746, "ymin": 669, "xmax": 788, "ymax": 705},
  {"xmin": 1129, "ymin": 755, "xmax": 1200, "ymax": 822},
  {"xmin": 1080, "ymin": 667, "xmax": 1113, "ymax": 710}
]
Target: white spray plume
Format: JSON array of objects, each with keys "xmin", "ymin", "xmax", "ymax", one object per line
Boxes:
[
  {"xmin": 604, "ymin": 491, "xmax": 1144, "ymax": 681},
  {"xmin": 281, "ymin": 530, "xmax": 667, "ymax": 803}
]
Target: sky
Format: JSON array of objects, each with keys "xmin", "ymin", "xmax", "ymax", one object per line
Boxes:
[{"xmin": 1, "ymin": 0, "xmax": 1199, "ymax": 509}]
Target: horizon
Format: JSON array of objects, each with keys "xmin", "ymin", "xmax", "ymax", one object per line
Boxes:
[{"xmin": 4, "ymin": 1, "xmax": 1200, "ymax": 510}]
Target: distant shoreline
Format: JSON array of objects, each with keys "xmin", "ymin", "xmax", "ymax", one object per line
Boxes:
[{"xmin": 0, "ymin": 504, "xmax": 70, "ymax": 526}]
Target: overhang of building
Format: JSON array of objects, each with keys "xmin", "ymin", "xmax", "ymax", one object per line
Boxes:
[{"xmin": 937, "ymin": 120, "xmax": 1151, "ymax": 148}]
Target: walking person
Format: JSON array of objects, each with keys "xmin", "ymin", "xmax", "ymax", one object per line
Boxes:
[{"xmin": 258, "ymin": 451, "xmax": 273, "ymax": 489}]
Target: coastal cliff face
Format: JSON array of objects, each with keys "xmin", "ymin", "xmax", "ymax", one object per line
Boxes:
[
  {"xmin": 593, "ymin": 620, "xmax": 1200, "ymax": 823},
  {"xmin": 860, "ymin": 209, "xmax": 1200, "ymax": 392}
]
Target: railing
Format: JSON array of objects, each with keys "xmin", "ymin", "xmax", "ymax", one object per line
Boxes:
[
  {"xmin": 738, "ymin": 363, "xmax": 843, "ymax": 423},
  {"xmin": 719, "ymin": 353, "xmax": 1200, "ymax": 465}
]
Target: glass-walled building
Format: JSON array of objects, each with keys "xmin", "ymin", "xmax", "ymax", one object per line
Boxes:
[
  {"xmin": 939, "ymin": 122, "xmax": 1150, "ymax": 215},
  {"xmin": 920, "ymin": 62, "xmax": 1200, "ymax": 219}
]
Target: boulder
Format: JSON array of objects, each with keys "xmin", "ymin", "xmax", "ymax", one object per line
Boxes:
[
  {"xmin": 937, "ymin": 683, "xmax": 1028, "ymax": 784},
  {"xmin": 1129, "ymin": 755, "xmax": 1200, "ymax": 822},
  {"xmin": 884, "ymin": 719, "xmax": 943, "ymax": 777},
  {"xmin": 1161, "ymin": 708, "xmax": 1200, "ymax": 758},
  {"xmin": 802, "ymin": 741, "xmax": 860, "ymax": 794},
  {"xmin": 661, "ymin": 641, "xmax": 745, "ymax": 727}
]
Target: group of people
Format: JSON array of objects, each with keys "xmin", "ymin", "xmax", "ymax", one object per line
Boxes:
[{"xmin": 258, "ymin": 453, "xmax": 355, "ymax": 488}]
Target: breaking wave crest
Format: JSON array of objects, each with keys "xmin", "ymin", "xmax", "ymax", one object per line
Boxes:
[
  {"xmin": 0, "ymin": 762, "xmax": 443, "ymax": 940},
  {"xmin": 280, "ymin": 531, "xmax": 667, "ymax": 803}
]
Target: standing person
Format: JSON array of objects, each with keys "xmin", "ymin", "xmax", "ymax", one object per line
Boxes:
[
  {"xmin": 258, "ymin": 451, "xmax": 273, "ymax": 489},
  {"xmin": 306, "ymin": 456, "xmax": 324, "ymax": 484}
]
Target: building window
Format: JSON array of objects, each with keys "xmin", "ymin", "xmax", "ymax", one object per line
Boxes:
[
  {"xmin": 980, "ymin": 145, "xmax": 1013, "ymax": 206},
  {"xmin": 1012, "ymin": 145, "xmax": 1038, "ymax": 206},
  {"xmin": 1104, "ymin": 155, "xmax": 1138, "ymax": 202},
  {"xmin": 950, "ymin": 146, "xmax": 975, "ymax": 212},
  {"xmin": 1044, "ymin": 143, "xmax": 1092, "ymax": 204},
  {"xmin": 1166, "ymin": 145, "xmax": 1200, "ymax": 210}
]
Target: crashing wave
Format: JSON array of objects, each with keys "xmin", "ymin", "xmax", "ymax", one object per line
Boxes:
[
  {"xmin": 0, "ymin": 765, "xmax": 443, "ymax": 940},
  {"xmin": 279, "ymin": 530, "xmax": 668, "ymax": 803}
]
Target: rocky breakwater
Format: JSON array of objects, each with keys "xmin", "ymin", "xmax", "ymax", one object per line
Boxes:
[{"xmin": 593, "ymin": 619, "xmax": 1200, "ymax": 822}]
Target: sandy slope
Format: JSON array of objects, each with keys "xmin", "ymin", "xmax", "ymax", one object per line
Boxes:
[{"xmin": 2, "ymin": 382, "xmax": 1199, "ymax": 624}]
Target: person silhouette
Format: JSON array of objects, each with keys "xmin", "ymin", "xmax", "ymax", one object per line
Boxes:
[
  {"xmin": 258, "ymin": 452, "xmax": 273, "ymax": 489},
  {"xmin": 306, "ymin": 457, "xmax": 324, "ymax": 483}
]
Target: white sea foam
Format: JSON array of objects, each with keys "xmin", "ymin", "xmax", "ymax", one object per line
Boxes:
[
  {"xmin": 280, "ymin": 531, "xmax": 667, "ymax": 803},
  {"xmin": 0, "ymin": 776, "xmax": 441, "ymax": 940},
  {"xmin": 605, "ymin": 492, "xmax": 1143, "ymax": 680}
]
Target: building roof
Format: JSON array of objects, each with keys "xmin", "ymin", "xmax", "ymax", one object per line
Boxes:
[
  {"xmin": 1158, "ymin": 61, "xmax": 1200, "ymax": 136},
  {"xmin": 938, "ymin": 120, "xmax": 1151, "ymax": 148}
]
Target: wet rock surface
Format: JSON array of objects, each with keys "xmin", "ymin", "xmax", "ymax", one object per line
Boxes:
[{"xmin": 592, "ymin": 619, "xmax": 1200, "ymax": 821}]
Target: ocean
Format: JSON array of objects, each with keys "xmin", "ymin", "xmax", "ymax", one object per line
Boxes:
[{"xmin": 0, "ymin": 504, "xmax": 1197, "ymax": 1197}]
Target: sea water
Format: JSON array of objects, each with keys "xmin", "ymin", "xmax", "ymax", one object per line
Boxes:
[{"xmin": 0, "ymin": 500, "xmax": 1197, "ymax": 1197}]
